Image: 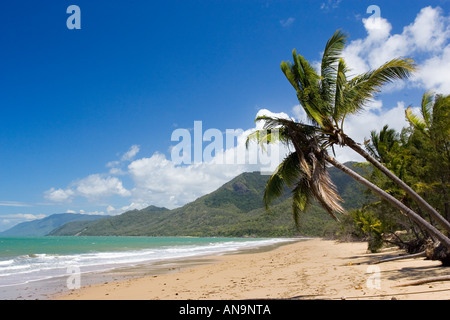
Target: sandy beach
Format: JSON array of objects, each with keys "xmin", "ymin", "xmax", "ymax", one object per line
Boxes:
[{"xmin": 54, "ymin": 238, "xmax": 450, "ymax": 300}]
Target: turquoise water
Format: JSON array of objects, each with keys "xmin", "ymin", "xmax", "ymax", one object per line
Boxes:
[
  {"xmin": 0, "ymin": 236, "xmax": 265, "ymax": 259},
  {"xmin": 0, "ymin": 236, "xmax": 297, "ymax": 299}
]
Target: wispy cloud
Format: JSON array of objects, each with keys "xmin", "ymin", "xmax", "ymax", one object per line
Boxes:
[
  {"xmin": 320, "ymin": 0, "xmax": 342, "ymax": 10},
  {"xmin": 0, "ymin": 213, "xmax": 46, "ymax": 220},
  {"xmin": 0, "ymin": 201, "xmax": 31, "ymax": 207},
  {"xmin": 280, "ymin": 17, "xmax": 295, "ymax": 28},
  {"xmin": 121, "ymin": 144, "xmax": 140, "ymax": 162},
  {"xmin": 107, "ymin": 144, "xmax": 140, "ymax": 175},
  {"xmin": 0, "ymin": 213, "xmax": 48, "ymax": 232}
]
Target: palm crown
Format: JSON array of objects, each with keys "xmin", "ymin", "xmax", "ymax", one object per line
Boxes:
[
  {"xmin": 281, "ymin": 30, "xmax": 415, "ymax": 147},
  {"xmin": 248, "ymin": 30, "xmax": 417, "ymax": 227}
]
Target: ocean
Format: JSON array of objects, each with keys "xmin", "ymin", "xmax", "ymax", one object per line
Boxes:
[{"xmin": 0, "ymin": 236, "xmax": 298, "ymax": 300}]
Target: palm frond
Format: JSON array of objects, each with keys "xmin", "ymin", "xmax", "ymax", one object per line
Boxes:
[
  {"xmin": 280, "ymin": 60, "xmax": 299, "ymax": 92},
  {"xmin": 366, "ymin": 130, "xmax": 381, "ymax": 160},
  {"xmin": 281, "ymin": 50, "xmax": 325, "ymax": 127},
  {"xmin": 308, "ymin": 153, "xmax": 344, "ymax": 220},
  {"xmin": 277, "ymin": 151, "xmax": 301, "ymax": 187},
  {"xmin": 365, "ymin": 125, "xmax": 400, "ymax": 164},
  {"xmin": 263, "ymin": 171, "xmax": 286, "ymax": 210},
  {"xmin": 246, "ymin": 116, "xmax": 294, "ymax": 150},
  {"xmin": 254, "ymin": 115, "xmax": 317, "ymax": 138},
  {"xmin": 292, "ymin": 177, "xmax": 313, "ymax": 230},
  {"xmin": 433, "ymin": 94, "xmax": 450, "ymax": 124},
  {"xmin": 263, "ymin": 152, "xmax": 301, "ymax": 209},
  {"xmin": 333, "ymin": 58, "xmax": 349, "ymax": 122},
  {"xmin": 321, "ymin": 30, "xmax": 347, "ymax": 75},
  {"xmin": 421, "ymin": 91, "xmax": 435, "ymax": 128},
  {"xmin": 345, "ymin": 58, "xmax": 416, "ymax": 116},
  {"xmin": 432, "ymin": 94, "xmax": 450, "ymax": 139},
  {"xmin": 405, "ymin": 106, "xmax": 427, "ymax": 133},
  {"xmin": 321, "ymin": 30, "xmax": 347, "ymax": 107}
]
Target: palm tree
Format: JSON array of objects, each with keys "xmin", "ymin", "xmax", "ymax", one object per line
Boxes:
[
  {"xmin": 365, "ymin": 125, "xmax": 400, "ymax": 165},
  {"xmin": 365, "ymin": 125, "xmax": 410, "ymax": 190},
  {"xmin": 280, "ymin": 30, "xmax": 450, "ymax": 234},
  {"xmin": 247, "ymin": 116, "xmax": 450, "ymax": 251},
  {"xmin": 406, "ymin": 93, "xmax": 450, "ymax": 223},
  {"xmin": 247, "ymin": 30, "xmax": 450, "ymax": 252}
]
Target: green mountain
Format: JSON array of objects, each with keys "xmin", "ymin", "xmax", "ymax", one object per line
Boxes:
[
  {"xmin": 50, "ymin": 163, "xmax": 368, "ymax": 237},
  {"xmin": 0, "ymin": 213, "xmax": 107, "ymax": 237}
]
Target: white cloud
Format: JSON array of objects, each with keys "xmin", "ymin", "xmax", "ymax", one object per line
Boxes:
[
  {"xmin": 64, "ymin": 208, "xmax": 112, "ymax": 216},
  {"xmin": 107, "ymin": 145, "xmax": 141, "ymax": 175},
  {"xmin": 120, "ymin": 202, "xmax": 149, "ymax": 212},
  {"xmin": 332, "ymin": 101, "xmax": 412, "ymax": 163},
  {"xmin": 75, "ymin": 174, "xmax": 131, "ymax": 199},
  {"xmin": 45, "ymin": 174, "xmax": 130, "ymax": 204},
  {"xmin": 128, "ymin": 153, "xmax": 247, "ymax": 209},
  {"xmin": 121, "ymin": 145, "xmax": 140, "ymax": 161},
  {"xmin": 414, "ymin": 44, "xmax": 450, "ymax": 94},
  {"xmin": 106, "ymin": 205, "xmax": 115, "ymax": 213},
  {"xmin": 342, "ymin": 6, "xmax": 450, "ymax": 94},
  {"xmin": 45, "ymin": 144, "xmax": 142, "ymax": 205},
  {"xmin": 292, "ymin": 105, "xmax": 308, "ymax": 123},
  {"xmin": 366, "ymin": 99, "xmax": 383, "ymax": 112},
  {"xmin": 104, "ymin": 202, "xmax": 154, "ymax": 216},
  {"xmin": 44, "ymin": 188, "xmax": 75, "ymax": 202},
  {"xmin": 405, "ymin": 6, "xmax": 450, "ymax": 52},
  {"xmin": 106, "ymin": 160, "xmax": 120, "ymax": 168}
]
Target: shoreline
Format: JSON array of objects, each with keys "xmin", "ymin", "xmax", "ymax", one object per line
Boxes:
[
  {"xmin": 53, "ymin": 238, "xmax": 450, "ymax": 300},
  {"xmin": 0, "ymin": 237, "xmax": 299, "ymax": 300},
  {"xmin": 48, "ymin": 238, "xmax": 301, "ymax": 300}
]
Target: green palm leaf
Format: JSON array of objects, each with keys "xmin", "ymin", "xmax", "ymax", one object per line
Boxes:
[
  {"xmin": 321, "ymin": 30, "xmax": 347, "ymax": 108},
  {"xmin": 263, "ymin": 152, "xmax": 300, "ymax": 209},
  {"xmin": 292, "ymin": 177, "xmax": 313, "ymax": 230},
  {"xmin": 346, "ymin": 58, "xmax": 416, "ymax": 115},
  {"xmin": 405, "ymin": 106, "xmax": 427, "ymax": 133}
]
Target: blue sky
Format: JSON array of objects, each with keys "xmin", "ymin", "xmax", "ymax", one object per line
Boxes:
[{"xmin": 1, "ymin": 0, "xmax": 449, "ymax": 231}]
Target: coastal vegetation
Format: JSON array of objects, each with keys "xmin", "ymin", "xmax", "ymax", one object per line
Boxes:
[
  {"xmin": 248, "ymin": 30, "xmax": 450, "ymax": 265},
  {"xmin": 357, "ymin": 92, "xmax": 450, "ymax": 256}
]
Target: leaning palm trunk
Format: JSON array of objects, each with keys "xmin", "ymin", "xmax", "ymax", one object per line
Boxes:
[
  {"xmin": 325, "ymin": 155, "xmax": 450, "ymax": 252},
  {"xmin": 342, "ymin": 135, "xmax": 450, "ymax": 234},
  {"xmin": 249, "ymin": 115, "xmax": 450, "ymax": 252}
]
